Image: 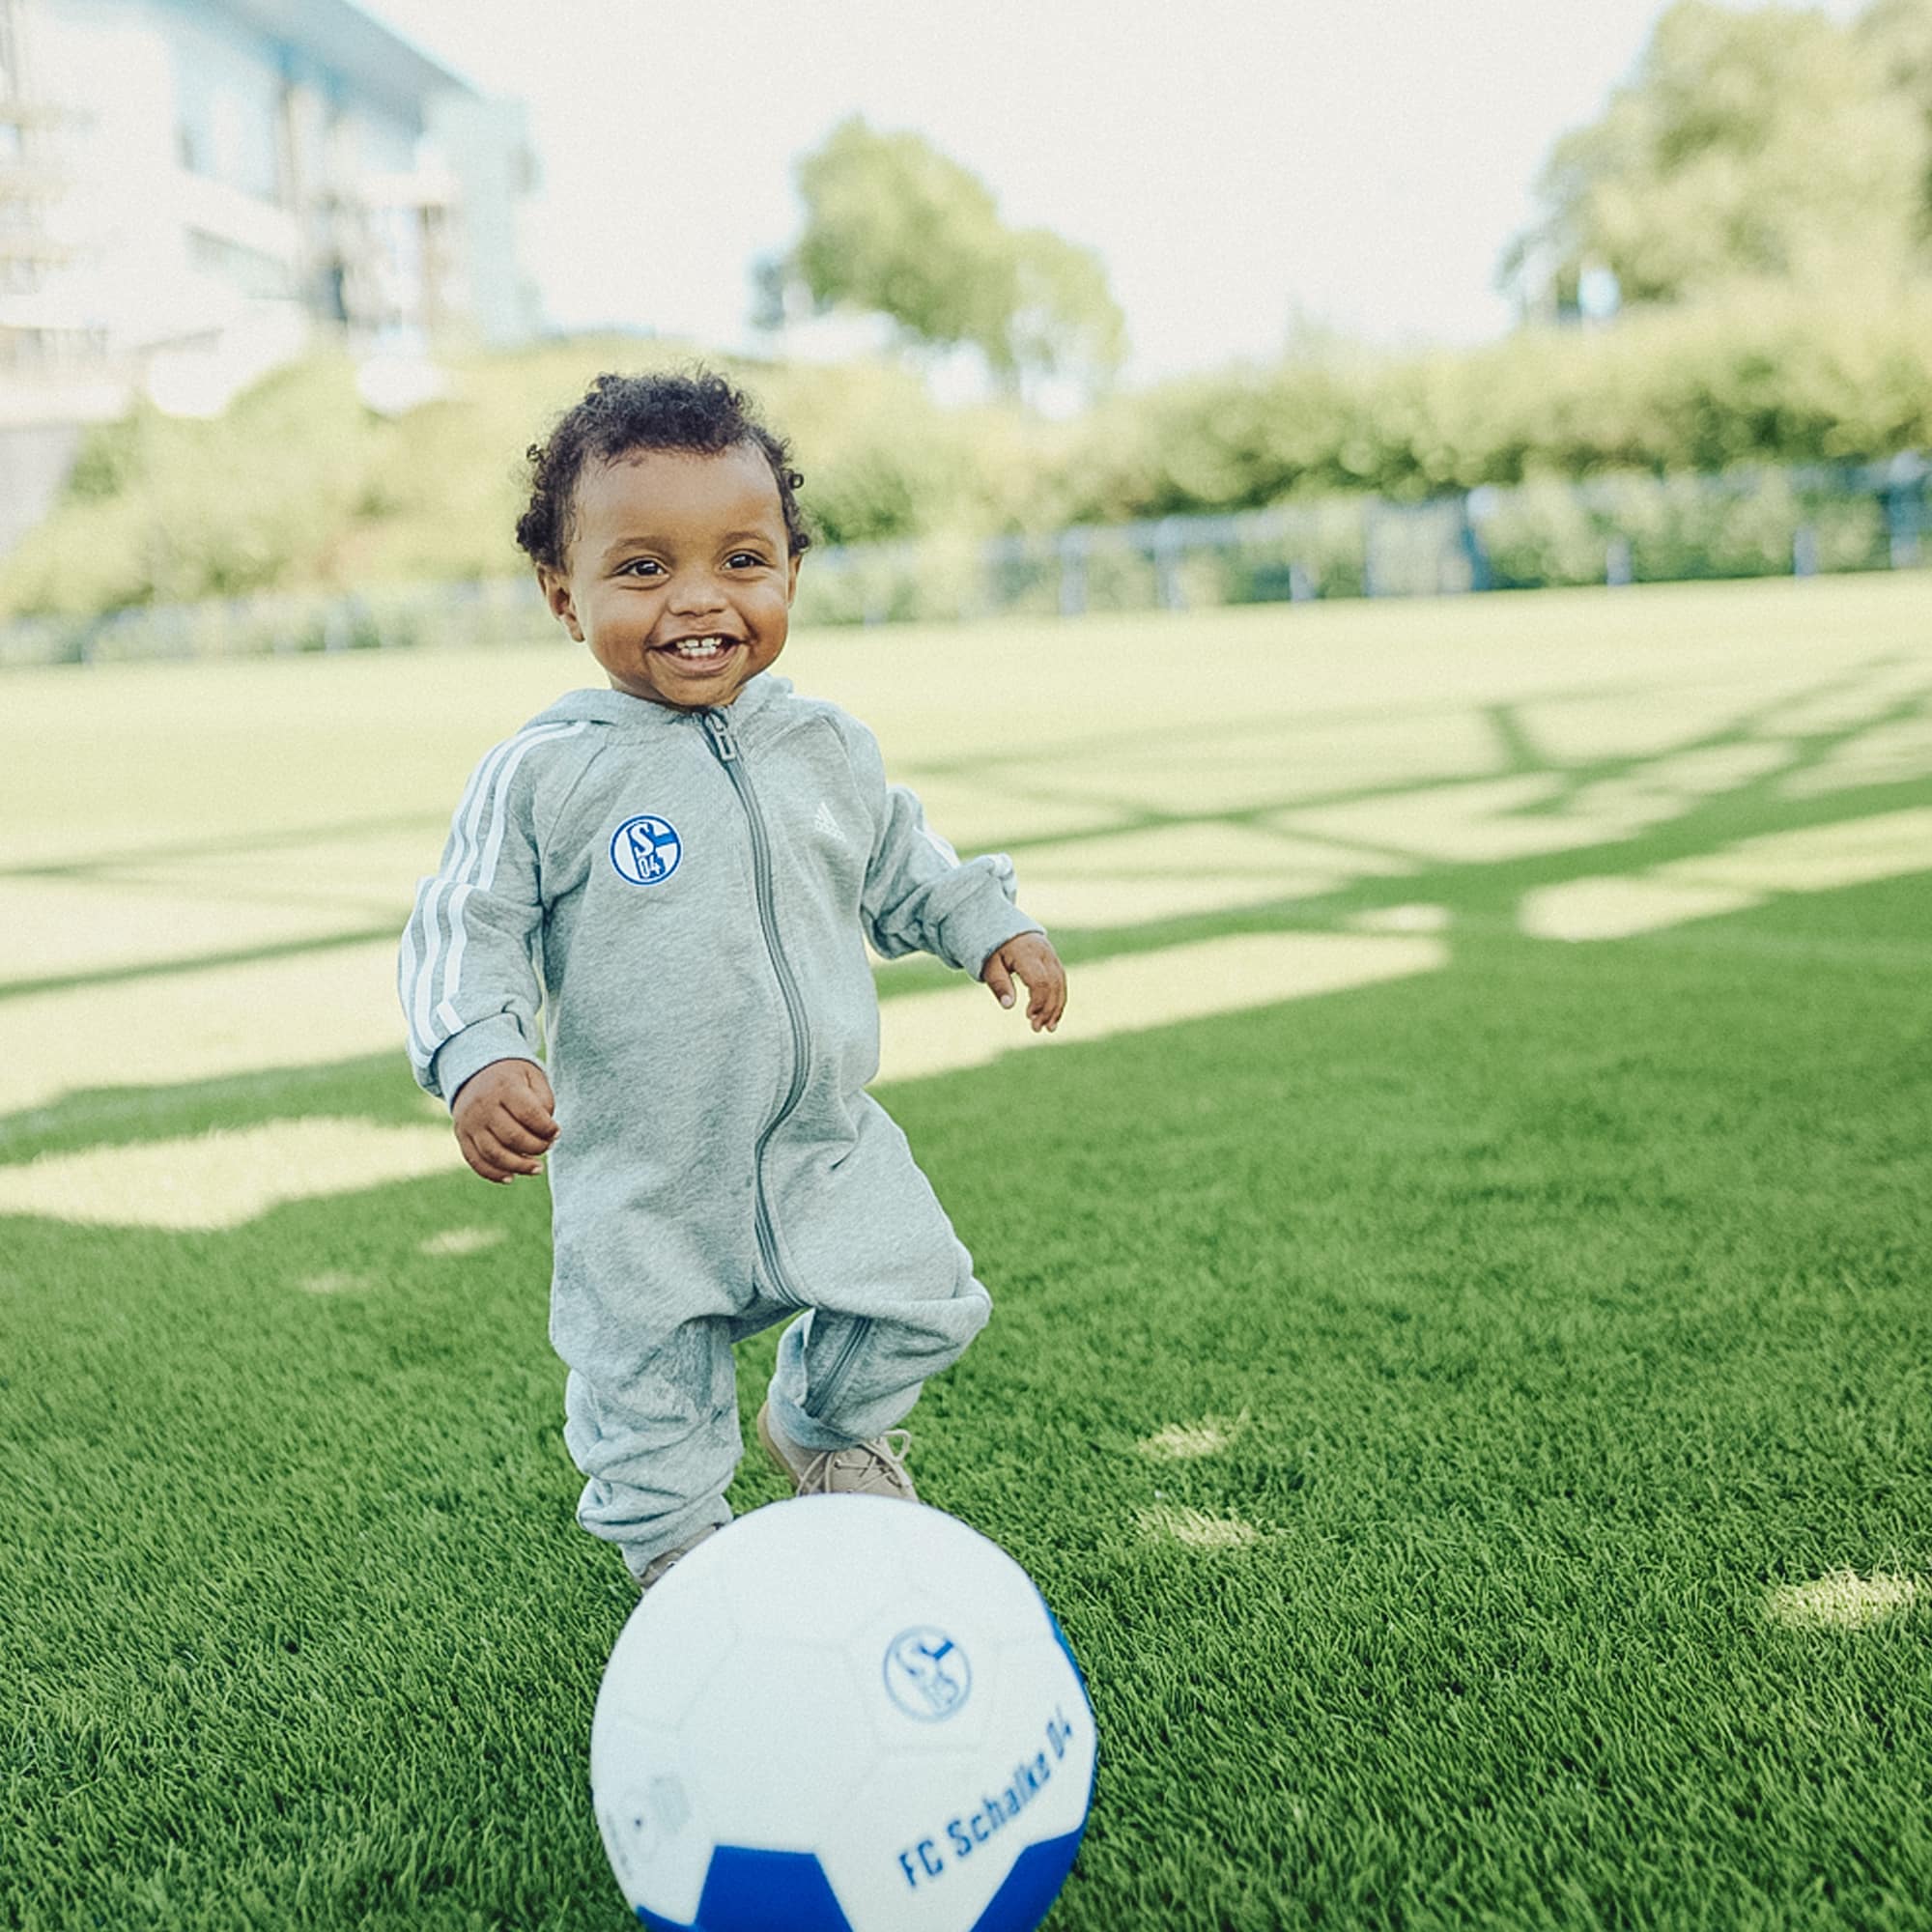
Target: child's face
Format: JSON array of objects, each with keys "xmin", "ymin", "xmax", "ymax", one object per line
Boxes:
[{"xmin": 539, "ymin": 442, "xmax": 799, "ymax": 710}]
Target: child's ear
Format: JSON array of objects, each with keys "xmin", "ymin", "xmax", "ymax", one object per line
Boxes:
[
  {"xmin": 785, "ymin": 552, "xmax": 801, "ymax": 606},
  {"xmin": 539, "ymin": 566, "xmax": 583, "ymax": 641}
]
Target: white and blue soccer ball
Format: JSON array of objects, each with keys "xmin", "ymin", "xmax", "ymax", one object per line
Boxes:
[{"xmin": 591, "ymin": 1495, "xmax": 1095, "ymax": 1932}]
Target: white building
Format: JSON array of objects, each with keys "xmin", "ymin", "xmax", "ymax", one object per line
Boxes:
[{"xmin": 0, "ymin": 0, "xmax": 540, "ymax": 426}]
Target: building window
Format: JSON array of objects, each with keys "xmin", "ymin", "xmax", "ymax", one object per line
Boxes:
[{"xmin": 170, "ymin": 16, "xmax": 282, "ymax": 203}]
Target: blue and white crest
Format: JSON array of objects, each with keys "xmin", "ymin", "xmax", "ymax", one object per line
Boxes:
[
  {"xmin": 881, "ymin": 1626, "xmax": 972, "ymax": 1722},
  {"xmin": 611, "ymin": 814, "xmax": 682, "ymax": 886}
]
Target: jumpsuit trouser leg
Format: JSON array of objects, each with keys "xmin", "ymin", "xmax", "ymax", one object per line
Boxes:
[
  {"xmin": 562, "ymin": 1265, "xmax": 989, "ymax": 1573},
  {"xmin": 766, "ymin": 1269, "xmax": 992, "ymax": 1453},
  {"xmin": 563, "ymin": 1323, "xmax": 742, "ymax": 1580},
  {"xmin": 763, "ymin": 1091, "xmax": 995, "ymax": 1454}
]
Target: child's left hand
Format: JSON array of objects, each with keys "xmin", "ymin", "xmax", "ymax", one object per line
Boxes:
[{"xmin": 981, "ymin": 932, "xmax": 1067, "ymax": 1033}]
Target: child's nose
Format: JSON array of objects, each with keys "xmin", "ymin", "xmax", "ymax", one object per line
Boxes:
[{"xmin": 666, "ymin": 569, "xmax": 726, "ymax": 614}]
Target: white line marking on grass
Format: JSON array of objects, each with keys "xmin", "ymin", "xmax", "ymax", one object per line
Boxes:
[
  {"xmin": 876, "ymin": 932, "xmax": 1447, "ymax": 1084},
  {"xmin": 418, "ymin": 1227, "xmax": 506, "ymax": 1259},
  {"xmin": 0, "ymin": 942, "xmax": 405, "ymax": 1116},
  {"xmin": 1136, "ymin": 1504, "xmax": 1259, "ymax": 1549},
  {"xmin": 0, "ymin": 1119, "xmax": 462, "ymax": 1231},
  {"xmin": 1764, "ymin": 1571, "xmax": 1922, "ymax": 1630}
]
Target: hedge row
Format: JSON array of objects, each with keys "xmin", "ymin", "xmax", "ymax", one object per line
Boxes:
[
  {"xmin": 1050, "ymin": 280, "xmax": 1932, "ymax": 525},
  {"xmin": 5, "ymin": 457, "xmax": 1916, "ymax": 663},
  {"xmin": 1, "ymin": 282, "xmax": 1927, "ymax": 622}
]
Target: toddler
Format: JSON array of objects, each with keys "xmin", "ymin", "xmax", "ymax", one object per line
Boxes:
[{"xmin": 398, "ymin": 371, "xmax": 1065, "ymax": 1590}]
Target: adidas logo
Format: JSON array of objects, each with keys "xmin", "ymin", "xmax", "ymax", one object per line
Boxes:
[{"xmin": 812, "ymin": 800, "xmax": 843, "ymax": 842}]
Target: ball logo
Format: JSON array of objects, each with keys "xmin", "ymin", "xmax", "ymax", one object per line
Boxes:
[
  {"xmin": 882, "ymin": 1627, "xmax": 971, "ymax": 1722},
  {"xmin": 610, "ymin": 814, "xmax": 682, "ymax": 886}
]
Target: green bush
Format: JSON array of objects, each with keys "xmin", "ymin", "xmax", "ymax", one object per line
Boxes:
[
  {"xmin": 1055, "ymin": 282, "xmax": 1932, "ymax": 524},
  {"xmin": 0, "ymin": 342, "xmax": 1047, "ymax": 619},
  {"xmin": 2, "ymin": 285, "xmax": 1928, "ymax": 625}
]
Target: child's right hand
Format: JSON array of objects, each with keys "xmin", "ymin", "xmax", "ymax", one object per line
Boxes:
[{"xmin": 451, "ymin": 1059, "xmax": 559, "ymax": 1183}]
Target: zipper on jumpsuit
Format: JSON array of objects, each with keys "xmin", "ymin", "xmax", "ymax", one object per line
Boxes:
[{"xmin": 700, "ymin": 707, "xmax": 871, "ymax": 1415}]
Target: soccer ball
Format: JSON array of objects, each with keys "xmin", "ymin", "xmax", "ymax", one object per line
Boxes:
[{"xmin": 591, "ymin": 1495, "xmax": 1095, "ymax": 1932}]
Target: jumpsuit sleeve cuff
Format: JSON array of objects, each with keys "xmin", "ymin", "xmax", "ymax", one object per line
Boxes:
[
  {"xmin": 429, "ymin": 1019, "xmax": 544, "ymax": 1107},
  {"xmin": 938, "ymin": 880, "xmax": 1047, "ymax": 981}
]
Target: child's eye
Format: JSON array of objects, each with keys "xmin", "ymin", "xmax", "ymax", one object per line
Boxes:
[
  {"xmin": 726, "ymin": 552, "xmax": 767, "ymax": 570},
  {"xmin": 617, "ymin": 558, "xmax": 665, "ymax": 578}
]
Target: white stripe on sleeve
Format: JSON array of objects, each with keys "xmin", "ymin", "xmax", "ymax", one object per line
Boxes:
[
  {"xmin": 435, "ymin": 721, "xmax": 584, "ymax": 1035},
  {"xmin": 407, "ymin": 722, "xmax": 581, "ymax": 1061},
  {"xmin": 411, "ymin": 732, "xmax": 520, "ymax": 1059}
]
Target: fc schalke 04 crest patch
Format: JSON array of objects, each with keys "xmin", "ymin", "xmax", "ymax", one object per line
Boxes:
[
  {"xmin": 881, "ymin": 1626, "xmax": 972, "ymax": 1721},
  {"xmin": 610, "ymin": 814, "xmax": 682, "ymax": 886}
]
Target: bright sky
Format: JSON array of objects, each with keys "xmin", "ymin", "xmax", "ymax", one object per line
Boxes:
[{"xmin": 366, "ymin": 0, "xmax": 1865, "ymax": 385}]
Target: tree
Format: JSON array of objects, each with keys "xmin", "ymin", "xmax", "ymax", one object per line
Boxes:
[
  {"xmin": 1501, "ymin": 0, "xmax": 1927, "ymax": 315},
  {"xmin": 1008, "ymin": 227, "xmax": 1126, "ymax": 389},
  {"xmin": 757, "ymin": 117, "xmax": 1124, "ymax": 394},
  {"xmin": 1859, "ymin": 0, "xmax": 1932, "ymax": 242}
]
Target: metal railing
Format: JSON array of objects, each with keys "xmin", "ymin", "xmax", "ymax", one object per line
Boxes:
[{"xmin": 795, "ymin": 453, "xmax": 1928, "ymax": 626}]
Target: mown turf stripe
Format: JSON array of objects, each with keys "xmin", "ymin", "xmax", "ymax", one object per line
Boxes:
[
  {"xmin": 0, "ymin": 1117, "xmax": 460, "ymax": 1230},
  {"xmin": 876, "ymin": 931, "xmax": 1445, "ymax": 1083},
  {"xmin": 0, "ymin": 941, "xmax": 406, "ymax": 1117},
  {"xmin": 0, "ymin": 934, "xmax": 1445, "ymax": 1228}
]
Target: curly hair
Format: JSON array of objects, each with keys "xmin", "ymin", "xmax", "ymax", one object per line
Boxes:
[{"xmin": 515, "ymin": 368, "xmax": 810, "ymax": 573}]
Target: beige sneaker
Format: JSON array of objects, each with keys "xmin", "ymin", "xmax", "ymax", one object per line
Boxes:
[
  {"xmin": 635, "ymin": 1523, "xmax": 719, "ymax": 1593},
  {"xmin": 756, "ymin": 1402, "xmax": 919, "ymax": 1503}
]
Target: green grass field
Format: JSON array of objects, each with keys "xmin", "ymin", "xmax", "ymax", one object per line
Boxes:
[{"xmin": 4, "ymin": 576, "xmax": 1931, "ymax": 1931}]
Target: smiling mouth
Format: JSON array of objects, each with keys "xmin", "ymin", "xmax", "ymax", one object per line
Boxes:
[{"xmin": 656, "ymin": 635, "xmax": 740, "ymax": 664}]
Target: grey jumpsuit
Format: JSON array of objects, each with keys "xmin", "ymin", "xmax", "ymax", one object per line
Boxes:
[{"xmin": 399, "ymin": 672, "xmax": 1041, "ymax": 1576}]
